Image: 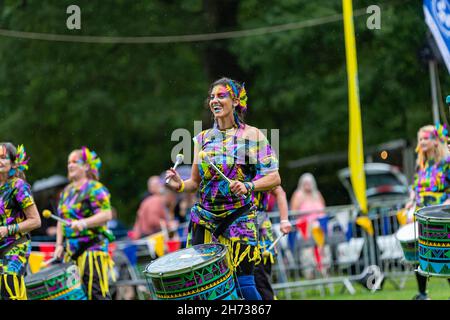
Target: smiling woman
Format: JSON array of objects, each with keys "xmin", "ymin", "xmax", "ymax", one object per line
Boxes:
[
  {"xmin": 0, "ymin": 142, "xmax": 41, "ymax": 300},
  {"xmin": 165, "ymin": 78, "xmax": 281, "ymax": 300}
]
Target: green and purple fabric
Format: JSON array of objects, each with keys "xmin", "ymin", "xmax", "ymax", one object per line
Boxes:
[
  {"xmin": 0, "ymin": 177, "xmax": 34, "ymax": 276},
  {"xmin": 57, "ymin": 180, "xmax": 112, "ymax": 254},
  {"xmin": 413, "ymin": 156, "xmax": 450, "ymax": 207},
  {"xmin": 188, "ymin": 125, "xmax": 278, "ymax": 246}
]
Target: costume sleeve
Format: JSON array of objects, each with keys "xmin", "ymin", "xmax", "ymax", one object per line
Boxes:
[
  {"xmin": 13, "ymin": 178, "xmax": 34, "ymax": 209},
  {"xmin": 252, "ymin": 136, "xmax": 279, "ymax": 178},
  {"xmin": 89, "ymin": 182, "xmax": 111, "ymax": 214}
]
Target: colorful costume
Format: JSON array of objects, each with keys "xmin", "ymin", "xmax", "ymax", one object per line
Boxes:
[
  {"xmin": 187, "ymin": 124, "xmax": 278, "ymax": 299},
  {"xmin": 58, "ymin": 180, "xmax": 115, "ymax": 300},
  {"xmin": 0, "ymin": 178, "xmax": 34, "ymax": 300},
  {"xmin": 413, "ymin": 156, "xmax": 450, "ymax": 208}
]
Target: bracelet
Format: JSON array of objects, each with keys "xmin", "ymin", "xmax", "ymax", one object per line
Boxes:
[
  {"xmin": 177, "ymin": 180, "xmax": 185, "ymax": 193},
  {"xmin": 280, "ymin": 220, "xmax": 290, "ymax": 224},
  {"xmin": 80, "ymin": 220, "xmax": 88, "ymax": 230},
  {"xmin": 7, "ymin": 223, "xmax": 19, "ymax": 236}
]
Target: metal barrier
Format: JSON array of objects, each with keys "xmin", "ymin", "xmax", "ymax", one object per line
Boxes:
[{"xmin": 268, "ymin": 197, "xmax": 413, "ymax": 299}]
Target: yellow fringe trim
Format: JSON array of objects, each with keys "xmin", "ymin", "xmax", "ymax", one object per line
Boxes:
[
  {"xmin": 1, "ymin": 274, "xmax": 27, "ymax": 300},
  {"xmin": 201, "ymin": 228, "xmax": 260, "ymax": 273},
  {"xmin": 73, "ymin": 250, "xmax": 115, "ymax": 300}
]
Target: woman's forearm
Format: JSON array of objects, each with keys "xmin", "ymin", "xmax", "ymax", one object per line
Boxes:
[
  {"xmin": 83, "ymin": 210, "xmax": 112, "ymax": 228},
  {"xmin": 253, "ymin": 171, "xmax": 281, "ymax": 192},
  {"xmin": 56, "ymin": 221, "xmax": 64, "ymax": 245},
  {"xmin": 183, "ymin": 179, "xmax": 199, "ymax": 193},
  {"xmin": 19, "ymin": 204, "xmax": 41, "ymax": 234}
]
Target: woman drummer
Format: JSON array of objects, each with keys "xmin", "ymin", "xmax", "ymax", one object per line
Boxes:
[
  {"xmin": 405, "ymin": 123, "xmax": 450, "ymax": 300},
  {"xmin": 165, "ymin": 77, "xmax": 281, "ymax": 300},
  {"xmin": 0, "ymin": 143, "xmax": 41, "ymax": 300},
  {"xmin": 54, "ymin": 147, "xmax": 115, "ymax": 300}
]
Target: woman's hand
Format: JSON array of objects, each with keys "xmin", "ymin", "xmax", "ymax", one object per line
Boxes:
[
  {"xmin": 0, "ymin": 226, "xmax": 7, "ymax": 239},
  {"xmin": 70, "ymin": 219, "xmax": 88, "ymax": 232},
  {"xmin": 165, "ymin": 168, "xmax": 183, "ymax": 191},
  {"xmin": 54, "ymin": 244, "xmax": 64, "ymax": 259},
  {"xmin": 230, "ymin": 181, "xmax": 248, "ymax": 196},
  {"xmin": 280, "ymin": 220, "xmax": 292, "ymax": 234},
  {"xmin": 405, "ymin": 200, "xmax": 414, "ymax": 210}
]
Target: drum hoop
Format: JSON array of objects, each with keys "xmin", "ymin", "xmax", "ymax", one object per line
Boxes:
[{"xmin": 144, "ymin": 245, "xmax": 228, "ymax": 277}]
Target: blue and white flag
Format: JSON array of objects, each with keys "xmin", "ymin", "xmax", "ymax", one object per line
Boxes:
[{"xmin": 424, "ymin": 0, "xmax": 450, "ymax": 73}]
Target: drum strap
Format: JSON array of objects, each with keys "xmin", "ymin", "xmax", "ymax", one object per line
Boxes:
[
  {"xmin": 212, "ymin": 203, "xmax": 252, "ymax": 239},
  {"xmin": 0, "ymin": 235, "xmax": 29, "ymax": 259}
]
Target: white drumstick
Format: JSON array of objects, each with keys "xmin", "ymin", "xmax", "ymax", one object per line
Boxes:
[
  {"xmin": 42, "ymin": 209, "xmax": 70, "ymax": 226},
  {"xmin": 202, "ymin": 153, "xmax": 246, "ymax": 199},
  {"xmin": 262, "ymin": 233, "xmax": 287, "ymax": 257},
  {"xmin": 165, "ymin": 154, "xmax": 184, "ymax": 184}
]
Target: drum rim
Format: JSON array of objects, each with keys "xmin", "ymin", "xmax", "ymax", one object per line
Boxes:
[
  {"xmin": 415, "ymin": 206, "xmax": 450, "ymax": 221},
  {"xmin": 417, "ymin": 266, "xmax": 450, "ymax": 278},
  {"xmin": 24, "ymin": 263, "xmax": 78, "ymax": 284},
  {"xmin": 144, "ymin": 243, "xmax": 228, "ymax": 277}
]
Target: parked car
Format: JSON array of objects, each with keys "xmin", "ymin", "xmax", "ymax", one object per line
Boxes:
[{"xmin": 337, "ymin": 163, "xmax": 409, "ymax": 206}]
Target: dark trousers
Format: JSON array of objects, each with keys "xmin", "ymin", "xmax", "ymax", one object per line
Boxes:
[{"xmin": 254, "ymin": 260, "xmax": 274, "ymax": 300}]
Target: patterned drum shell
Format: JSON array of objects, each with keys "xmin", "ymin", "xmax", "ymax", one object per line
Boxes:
[
  {"xmin": 143, "ymin": 243, "xmax": 239, "ymax": 300},
  {"xmin": 25, "ymin": 263, "xmax": 87, "ymax": 300},
  {"xmin": 395, "ymin": 222, "xmax": 418, "ymax": 264},
  {"xmin": 415, "ymin": 207, "xmax": 450, "ymax": 277}
]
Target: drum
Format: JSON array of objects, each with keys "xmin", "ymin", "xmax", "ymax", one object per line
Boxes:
[
  {"xmin": 415, "ymin": 207, "xmax": 450, "ymax": 277},
  {"xmin": 143, "ymin": 243, "xmax": 239, "ymax": 300},
  {"xmin": 25, "ymin": 263, "xmax": 87, "ymax": 300},
  {"xmin": 395, "ymin": 222, "xmax": 419, "ymax": 264}
]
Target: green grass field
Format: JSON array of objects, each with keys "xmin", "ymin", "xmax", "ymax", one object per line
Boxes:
[{"xmin": 276, "ymin": 274, "xmax": 450, "ymax": 300}]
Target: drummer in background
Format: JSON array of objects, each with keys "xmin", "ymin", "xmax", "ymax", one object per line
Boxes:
[
  {"xmin": 0, "ymin": 143, "xmax": 41, "ymax": 300},
  {"xmin": 165, "ymin": 77, "xmax": 281, "ymax": 300},
  {"xmin": 404, "ymin": 124, "xmax": 450, "ymax": 300},
  {"xmin": 54, "ymin": 147, "xmax": 115, "ymax": 300},
  {"xmin": 254, "ymin": 186, "xmax": 291, "ymax": 300}
]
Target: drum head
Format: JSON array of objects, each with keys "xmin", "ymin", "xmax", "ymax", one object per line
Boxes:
[
  {"xmin": 415, "ymin": 208, "xmax": 450, "ymax": 222},
  {"xmin": 144, "ymin": 244, "xmax": 227, "ymax": 277},
  {"xmin": 396, "ymin": 222, "xmax": 418, "ymax": 242}
]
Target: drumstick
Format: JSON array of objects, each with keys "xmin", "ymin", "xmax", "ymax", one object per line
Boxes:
[
  {"xmin": 165, "ymin": 154, "xmax": 184, "ymax": 184},
  {"xmin": 201, "ymin": 152, "xmax": 247, "ymax": 199},
  {"xmin": 42, "ymin": 209, "xmax": 71, "ymax": 226},
  {"xmin": 262, "ymin": 233, "xmax": 287, "ymax": 258}
]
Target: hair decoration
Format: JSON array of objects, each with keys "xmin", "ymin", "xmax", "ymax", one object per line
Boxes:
[
  {"xmin": 14, "ymin": 144, "xmax": 29, "ymax": 172},
  {"xmin": 81, "ymin": 146, "xmax": 102, "ymax": 178},
  {"xmin": 434, "ymin": 122, "xmax": 448, "ymax": 143},
  {"xmin": 225, "ymin": 80, "xmax": 248, "ymax": 112}
]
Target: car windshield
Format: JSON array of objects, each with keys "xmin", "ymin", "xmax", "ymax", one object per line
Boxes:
[{"xmin": 365, "ymin": 173, "xmax": 403, "ymax": 189}]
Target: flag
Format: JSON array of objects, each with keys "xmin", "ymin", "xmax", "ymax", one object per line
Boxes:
[
  {"xmin": 312, "ymin": 223, "xmax": 325, "ymax": 247},
  {"xmin": 356, "ymin": 216, "xmax": 374, "ymax": 236},
  {"xmin": 343, "ymin": 0, "xmax": 368, "ymax": 214},
  {"xmin": 423, "ymin": 0, "xmax": 450, "ymax": 74}
]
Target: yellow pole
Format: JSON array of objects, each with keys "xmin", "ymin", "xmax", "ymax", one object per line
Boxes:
[{"xmin": 343, "ymin": 0, "xmax": 367, "ymax": 214}]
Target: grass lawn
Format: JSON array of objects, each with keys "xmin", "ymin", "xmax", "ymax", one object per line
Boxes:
[{"xmin": 276, "ymin": 274, "xmax": 450, "ymax": 300}]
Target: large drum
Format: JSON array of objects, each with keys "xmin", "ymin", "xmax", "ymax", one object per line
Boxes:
[
  {"xmin": 143, "ymin": 243, "xmax": 239, "ymax": 300},
  {"xmin": 415, "ymin": 207, "xmax": 450, "ymax": 277},
  {"xmin": 395, "ymin": 222, "xmax": 419, "ymax": 264},
  {"xmin": 25, "ymin": 263, "xmax": 87, "ymax": 300}
]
